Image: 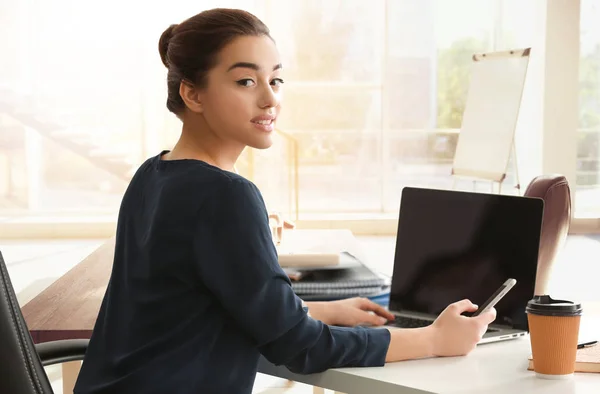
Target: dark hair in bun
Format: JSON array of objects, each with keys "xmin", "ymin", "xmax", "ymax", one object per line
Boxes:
[{"xmin": 158, "ymin": 8, "xmax": 271, "ymax": 116}]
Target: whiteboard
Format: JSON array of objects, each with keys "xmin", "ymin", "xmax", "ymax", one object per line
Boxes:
[{"xmin": 452, "ymin": 48, "xmax": 531, "ymax": 183}]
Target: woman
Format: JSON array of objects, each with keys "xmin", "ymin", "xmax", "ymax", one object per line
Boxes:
[{"xmin": 74, "ymin": 8, "xmax": 496, "ymax": 394}]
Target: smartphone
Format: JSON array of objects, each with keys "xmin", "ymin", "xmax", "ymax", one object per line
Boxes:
[{"xmin": 471, "ymin": 278, "xmax": 517, "ymax": 317}]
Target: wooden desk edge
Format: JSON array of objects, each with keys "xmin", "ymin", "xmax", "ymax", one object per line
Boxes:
[
  {"xmin": 30, "ymin": 329, "xmax": 93, "ymax": 344},
  {"xmin": 22, "ymin": 238, "xmax": 115, "ymax": 341}
]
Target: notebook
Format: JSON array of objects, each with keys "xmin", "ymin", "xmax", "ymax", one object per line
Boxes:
[
  {"xmin": 527, "ymin": 345, "xmax": 600, "ymax": 373},
  {"xmin": 289, "ymin": 257, "xmax": 388, "ymax": 294},
  {"xmin": 298, "ymin": 286, "xmax": 391, "ymax": 302}
]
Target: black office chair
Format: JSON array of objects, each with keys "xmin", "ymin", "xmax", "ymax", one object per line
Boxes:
[{"xmin": 0, "ymin": 251, "xmax": 89, "ymax": 393}]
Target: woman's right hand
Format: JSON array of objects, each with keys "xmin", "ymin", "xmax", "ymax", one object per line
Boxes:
[
  {"xmin": 430, "ymin": 299, "xmax": 497, "ymax": 357},
  {"xmin": 384, "ymin": 299, "xmax": 497, "ymax": 363}
]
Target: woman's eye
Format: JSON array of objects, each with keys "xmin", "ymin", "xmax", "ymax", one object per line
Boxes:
[
  {"xmin": 236, "ymin": 79, "xmax": 255, "ymax": 87},
  {"xmin": 271, "ymin": 78, "xmax": 285, "ymax": 87}
]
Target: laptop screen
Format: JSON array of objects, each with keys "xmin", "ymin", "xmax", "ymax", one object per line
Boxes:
[{"xmin": 389, "ymin": 187, "xmax": 543, "ymax": 331}]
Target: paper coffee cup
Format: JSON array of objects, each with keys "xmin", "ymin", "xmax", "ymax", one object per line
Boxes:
[{"xmin": 526, "ymin": 295, "xmax": 582, "ymax": 379}]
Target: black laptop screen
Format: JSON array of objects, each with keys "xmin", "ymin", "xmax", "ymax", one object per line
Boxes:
[{"xmin": 389, "ymin": 187, "xmax": 543, "ymax": 331}]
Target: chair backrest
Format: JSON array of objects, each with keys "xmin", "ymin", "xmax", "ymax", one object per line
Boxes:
[
  {"xmin": 523, "ymin": 175, "xmax": 571, "ymax": 295},
  {"xmin": 0, "ymin": 251, "xmax": 53, "ymax": 394}
]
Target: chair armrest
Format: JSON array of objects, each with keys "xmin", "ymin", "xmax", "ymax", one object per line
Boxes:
[{"xmin": 35, "ymin": 339, "xmax": 89, "ymax": 366}]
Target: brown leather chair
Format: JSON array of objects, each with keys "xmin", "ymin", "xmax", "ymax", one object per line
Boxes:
[{"xmin": 523, "ymin": 174, "xmax": 572, "ymax": 295}]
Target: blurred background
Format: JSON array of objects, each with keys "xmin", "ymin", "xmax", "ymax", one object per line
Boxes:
[{"xmin": 0, "ymin": 0, "xmax": 598, "ymax": 234}]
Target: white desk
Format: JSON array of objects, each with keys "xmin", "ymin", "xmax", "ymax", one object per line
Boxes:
[
  {"xmin": 258, "ymin": 335, "xmax": 600, "ymax": 394},
  {"xmin": 257, "ymin": 233, "xmax": 600, "ymax": 393}
]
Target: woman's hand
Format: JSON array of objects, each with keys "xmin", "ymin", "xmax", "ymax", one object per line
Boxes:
[
  {"xmin": 384, "ymin": 299, "xmax": 497, "ymax": 362},
  {"xmin": 429, "ymin": 299, "xmax": 496, "ymax": 357},
  {"xmin": 305, "ymin": 297, "xmax": 395, "ymax": 327}
]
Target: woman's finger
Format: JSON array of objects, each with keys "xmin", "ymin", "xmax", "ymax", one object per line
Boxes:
[{"xmin": 359, "ymin": 299, "xmax": 395, "ymax": 320}]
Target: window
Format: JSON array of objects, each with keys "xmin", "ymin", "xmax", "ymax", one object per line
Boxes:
[
  {"xmin": 0, "ymin": 0, "xmax": 260, "ymax": 218},
  {"xmin": 261, "ymin": 0, "xmax": 385, "ymax": 215},
  {"xmin": 0, "ymin": 1, "xmax": 589, "ymax": 229},
  {"xmin": 260, "ymin": 0, "xmax": 504, "ymax": 217},
  {"xmin": 383, "ymin": 0, "xmax": 495, "ymax": 213},
  {"xmin": 577, "ymin": 0, "xmax": 600, "ymax": 217}
]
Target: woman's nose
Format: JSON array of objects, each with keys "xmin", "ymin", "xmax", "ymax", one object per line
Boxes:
[{"xmin": 258, "ymin": 85, "xmax": 280, "ymax": 109}]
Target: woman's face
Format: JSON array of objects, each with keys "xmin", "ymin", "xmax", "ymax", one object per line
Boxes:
[{"xmin": 195, "ymin": 34, "xmax": 283, "ymax": 150}]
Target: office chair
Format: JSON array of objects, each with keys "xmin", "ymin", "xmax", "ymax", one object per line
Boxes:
[
  {"xmin": 523, "ymin": 174, "xmax": 571, "ymax": 295},
  {"xmin": 0, "ymin": 251, "xmax": 88, "ymax": 394}
]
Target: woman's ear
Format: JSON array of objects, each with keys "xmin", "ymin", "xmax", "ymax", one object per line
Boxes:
[{"xmin": 179, "ymin": 80, "xmax": 203, "ymax": 114}]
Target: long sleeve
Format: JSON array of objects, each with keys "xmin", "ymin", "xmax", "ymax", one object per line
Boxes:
[{"xmin": 193, "ymin": 177, "xmax": 390, "ymax": 374}]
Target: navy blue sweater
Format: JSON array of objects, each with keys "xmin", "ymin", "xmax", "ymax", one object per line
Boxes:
[{"xmin": 74, "ymin": 151, "xmax": 390, "ymax": 394}]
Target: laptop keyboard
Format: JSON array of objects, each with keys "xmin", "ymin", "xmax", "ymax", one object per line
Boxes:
[
  {"xmin": 387, "ymin": 316, "xmax": 432, "ymax": 328},
  {"xmin": 387, "ymin": 315, "xmax": 500, "ymax": 333}
]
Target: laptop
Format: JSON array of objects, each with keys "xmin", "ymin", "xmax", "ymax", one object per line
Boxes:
[{"xmin": 385, "ymin": 187, "xmax": 544, "ymax": 343}]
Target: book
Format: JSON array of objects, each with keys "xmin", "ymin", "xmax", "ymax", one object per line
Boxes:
[
  {"xmin": 289, "ymin": 259, "xmax": 388, "ymax": 294},
  {"xmin": 275, "ymin": 229, "xmax": 358, "ymax": 269},
  {"xmin": 278, "ymin": 251, "xmax": 340, "ymax": 268},
  {"xmin": 280, "ymin": 250, "xmax": 363, "ymax": 270},
  {"xmin": 297, "ymin": 286, "xmax": 391, "ymax": 302},
  {"xmin": 527, "ymin": 344, "xmax": 600, "ymax": 373}
]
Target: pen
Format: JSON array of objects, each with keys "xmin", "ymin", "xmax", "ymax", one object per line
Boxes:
[{"xmin": 577, "ymin": 340, "xmax": 598, "ymax": 349}]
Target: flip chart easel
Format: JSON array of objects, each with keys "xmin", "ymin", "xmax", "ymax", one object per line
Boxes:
[{"xmin": 451, "ymin": 48, "xmax": 531, "ymax": 194}]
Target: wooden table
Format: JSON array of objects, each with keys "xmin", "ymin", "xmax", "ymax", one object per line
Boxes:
[{"xmin": 22, "ymin": 238, "xmax": 115, "ymax": 344}]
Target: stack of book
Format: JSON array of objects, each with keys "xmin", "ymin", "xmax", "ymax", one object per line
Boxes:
[
  {"xmin": 275, "ymin": 229, "xmax": 390, "ymax": 304},
  {"xmin": 282, "ymin": 251, "xmax": 390, "ymax": 304}
]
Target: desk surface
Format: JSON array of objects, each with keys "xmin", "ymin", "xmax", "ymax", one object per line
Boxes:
[
  {"xmin": 260, "ymin": 329, "xmax": 600, "ymax": 394},
  {"xmin": 20, "ymin": 231, "xmax": 600, "ymax": 393}
]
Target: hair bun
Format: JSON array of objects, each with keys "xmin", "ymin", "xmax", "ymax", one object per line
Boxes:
[{"xmin": 159, "ymin": 24, "xmax": 178, "ymax": 68}]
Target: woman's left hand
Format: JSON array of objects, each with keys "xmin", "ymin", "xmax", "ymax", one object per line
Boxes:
[{"xmin": 305, "ymin": 297, "xmax": 395, "ymax": 327}]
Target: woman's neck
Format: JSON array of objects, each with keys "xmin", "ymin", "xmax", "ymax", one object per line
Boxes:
[{"xmin": 164, "ymin": 121, "xmax": 244, "ymax": 173}]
